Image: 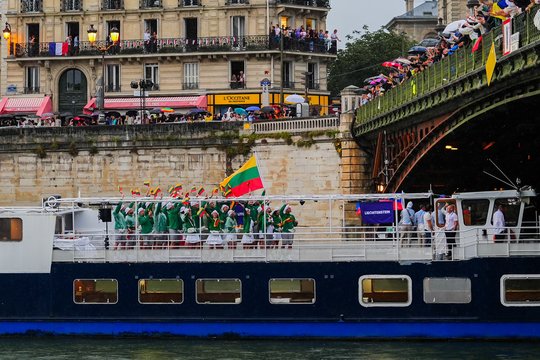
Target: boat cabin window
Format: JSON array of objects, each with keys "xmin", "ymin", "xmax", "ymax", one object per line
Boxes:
[
  {"xmin": 269, "ymin": 279, "xmax": 315, "ymax": 304},
  {"xmin": 359, "ymin": 275, "xmax": 412, "ymax": 307},
  {"xmin": 73, "ymin": 279, "xmax": 118, "ymax": 304},
  {"xmin": 0, "ymin": 218, "xmax": 23, "ymax": 242},
  {"xmin": 423, "ymin": 277, "xmax": 471, "ymax": 304},
  {"xmin": 492, "ymin": 198, "xmax": 521, "ymax": 227},
  {"xmin": 501, "ymin": 275, "xmax": 540, "ymax": 306},
  {"xmin": 461, "ymin": 200, "xmax": 489, "ymax": 226},
  {"xmin": 138, "ymin": 279, "xmax": 183, "ymax": 304},
  {"xmin": 434, "ymin": 199, "xmax": 456, "ymax": 228},
  {"xmin": 196, "ymin": 279, "xmax": 241, "ymax": 304}
]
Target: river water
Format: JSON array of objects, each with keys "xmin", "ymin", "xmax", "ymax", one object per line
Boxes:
[{"xmin": 0, "ymin": 338, "xmax": 539, "ymax": 359}]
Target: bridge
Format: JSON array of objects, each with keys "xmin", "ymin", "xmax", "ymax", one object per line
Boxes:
[{"xmin": 352, "ymin": 8, "xmax": 540, "ymax": 193}]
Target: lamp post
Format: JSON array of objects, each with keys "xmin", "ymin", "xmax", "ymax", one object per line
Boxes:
[
  {"xmin": 3, "ymin": 22, "xmax": 12, "ymax": 56},
  {"xmin": 131, "ymin": 79, "xmax": 153, "ymax": 124},
  {"xmin": 87, "ymin": 24, "xmax": 119, "ymax": 116}
]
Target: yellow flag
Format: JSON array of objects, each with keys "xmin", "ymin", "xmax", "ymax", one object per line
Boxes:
[{"xmin": 485, "ymin": 42, "xmax": 497, "ymax": 86}]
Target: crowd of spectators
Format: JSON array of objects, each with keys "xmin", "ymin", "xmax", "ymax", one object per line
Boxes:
[
  {"xmin": 357, "ymin": 0, "xmax": 540, "ymax": 107},
  {"xmin": 269, "ymin": 24, "xmax": 340, "ymax": 53}
]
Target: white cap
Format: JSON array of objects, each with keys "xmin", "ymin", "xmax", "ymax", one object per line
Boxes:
[
  {"xmin": 212, "ymin": 210, "xmax": 219, "ymax": 216},
  {"xmin": 407, "ymin": 201, "xmax": 413, "ymax": 208},
  {"xmin": 138, "ymin": 208, "xmax": 145, "ymax": 214},
  {"xmin": 228, "ymin": 209, "xmax": 234, "ymax": 216}
]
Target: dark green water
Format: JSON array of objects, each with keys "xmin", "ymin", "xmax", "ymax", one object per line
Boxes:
[{"xmin": 0, "ymin": 338, "xmax": 539, "ymax": 359}]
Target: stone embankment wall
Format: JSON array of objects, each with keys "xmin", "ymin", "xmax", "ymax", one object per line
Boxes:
[{"xmin": 0, "ymin": 123, "xmax": 344, "ymax": 210}]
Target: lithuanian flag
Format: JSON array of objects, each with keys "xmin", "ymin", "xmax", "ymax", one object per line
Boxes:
[{"xmin": 219, "ymin": 155, "xmax": 264, "ymax": 198}]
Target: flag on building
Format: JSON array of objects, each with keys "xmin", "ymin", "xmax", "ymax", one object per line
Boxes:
[
  {"xmin": 219, "ymin": 155, "xmax": 264, "ymax": 198},
  {"xmin": 48, "ymin": 42, "xmax": 69, "ymax": 56}
]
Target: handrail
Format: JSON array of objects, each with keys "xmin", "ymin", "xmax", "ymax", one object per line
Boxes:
[
  {"xmin": 355, "ymin": 6, "xmax": 540, "ymax": 127},
  {"xmin": 11, "ymin": 35, "xmax": 334, "ymax": 58},
  {"xmin": 251, "ymin": 116, "xmax": 339, "ymax": 134}
]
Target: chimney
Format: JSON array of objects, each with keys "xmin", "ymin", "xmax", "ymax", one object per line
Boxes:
[{"xmin": 405, "ymin": 0, "xmax": 414, "ymax": 13}]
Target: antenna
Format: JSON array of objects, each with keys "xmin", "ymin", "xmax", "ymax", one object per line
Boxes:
[{"xmin": 483, "ymin": 159, "xmax": 518, "ymax": 190}]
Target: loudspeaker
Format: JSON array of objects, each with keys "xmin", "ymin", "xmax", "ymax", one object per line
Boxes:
[{"xmin": 98, "ymin": 208, "xmax": 112, "ymax": 222}]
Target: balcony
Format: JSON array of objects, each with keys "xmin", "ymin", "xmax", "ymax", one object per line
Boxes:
[
  {"xmin": 140, "ymin": 0, "xmax": 162, "ymax": 8},
  {"xmin": 21, "ymin": 0, "xmax": 43, "ymax": 13},
  {"xmin": 230, "ymin": 81, "xmax": 246, "ymax": 89},
  {"xmin": 276, "ymin": 0, "xmax": 330, "ymax": 8},
  {"xmin": 23, "ymin": 86, "xmax": 41, "ymax": 94},
  {"xmin": 11, "ymin": 35, "xmax": 336, "ymax": 58},
  {"xmin": 307, "ymin": 81, "xmax": 320, "ymax": 90},
  {"xmin": 179, "ymin": 0, "xmax": 200, "ymax": 6},
  {"xmin": 182, "ymin": 82, "xmax": 199, "ymax": 90},
  {"xmin": 61, "ymin": 0, "xmax": 83, "ymax": 11},
  {"xmin": 225, "ymin": 0, "xmax": 249, "ymax": 4},
  {"xmin": 105, "ymin": 85, "xmax": 121, "ymax": 93},
  {"xmin": 283, "ymin": 81, "xmax": 295, "ymax": 89},
  {"xmin": 102, "ymin": 0, "xmax": 124, "ymax": 10}
]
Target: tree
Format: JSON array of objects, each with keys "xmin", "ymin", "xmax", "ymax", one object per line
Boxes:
[{"xmin": 328, "ymin": 27, "xmax": 415, "ymax": 97}]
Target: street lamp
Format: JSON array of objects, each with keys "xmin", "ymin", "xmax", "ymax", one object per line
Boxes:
[
  {"xmin": 3, "ymin": 22, "xmax": 12, "ymax": 56},
  {"xmin": 87, "ymin": 24, "xmax": 120, "ymax": 116},
  {"xmin": 131, "ymin": 79, "xmax": 154, "ymax": 124}
]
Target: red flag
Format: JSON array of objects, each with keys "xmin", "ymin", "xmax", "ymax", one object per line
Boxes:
[{"xmin": 472, "ymin": 36, "xmax": 482, "ymax": 53}]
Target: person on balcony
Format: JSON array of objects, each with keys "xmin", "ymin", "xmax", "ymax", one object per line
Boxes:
[{"xmin": 144, "ymin": 29, "xmax": 151, "ymax": 53}]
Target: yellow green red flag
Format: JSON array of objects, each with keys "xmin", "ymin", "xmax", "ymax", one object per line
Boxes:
[{"xmin": 219, "ymin": 155, "xmax": 264, "ymax": 198}]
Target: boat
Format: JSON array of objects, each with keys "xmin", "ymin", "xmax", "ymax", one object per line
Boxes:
[{"xmin": 1, "ymin": 188, "xmax": 539, "ymax": 339}]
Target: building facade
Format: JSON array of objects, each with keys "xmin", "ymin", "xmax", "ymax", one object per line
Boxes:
[
  {"xmin": 386, "ymin": 0, "xmax": 438, "ymax": 43},
  {"xmin": 1, "ymin": 0, "xmax": 334, "ymax": 117}
]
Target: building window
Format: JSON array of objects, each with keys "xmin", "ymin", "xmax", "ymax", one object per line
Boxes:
[
  {"xmin": 64, "ymin": 69, "xmax": 82, "ymax": 92},
  {"xmin": 306, "ymin": 18, "xmax": 317, "ymax": 31},
  {"xmin": 307, "ymin": 63, "xmax": 319, "ymax": 90},
  {"xmin": 102, "ymin": 0, "xmax": 124, "ymax": 10},
  {"xmin": 106, "ymin": 64, "xmax": 121, "ymax": 92},
  {"xmin": 231, "ymin": 16, "xmax": 246, "ymax": 40},
  {"xmin": 180, "ymin": 0, "xmax": 199, "ymax": 6},
  {"xmin": 423, "ymin": 278, "xmax": 471, "ymax": 304},
  {"xmin": 61, "ymin": 0, "xmax": 82, "ymax": 11},
  {"xmin": 269, "ymin": 279, "xmax": 315, "ymax": 304},
  {"xmin": 359, "ymin": 275, "xmax": 412, "ymax": 307},
  {"xmin": 0, "ymin": 218, "xmax": 23, "ymax": 242},
  {"xmin": 74, "ymin": 279, "xmax": 118, "ymax": 304},
  {"xmin": 280, "ymin": 16, "xmax": 290, "ymax": 28},
  {"xmin": 183, "ymin": 62, "xmax": 199, "ymax": 89},
  {"xmin": 196, "ymin": 279, "xmax": 241, "ymax": 304},
  {"xmin": 230, "ymin": 61, "xmax": 245, "ymax": 89},
  {"xmin": 282, "ymin": 61, "xmax": 294, "ymax": 89},
  {"xmin": 144, "ymin": 63, "xmax": 159, "ymax": 90},
  {"xmin": 501, "ymin": 275, "xmax": 540, "ymax": 306},
  {"xmin": 25, "ymin": 66, "xmax": 40, "ymax": 94},
  {"xmin": 461, "ymin": 199, "xmax": 490, "ymax": 226},
  {"xmin": 139, "ymin": 279, "xmax": 183, "ymax": 304},
  {"xmin": 21, "ymin": 0, "xmax": 43, "ymax": 12},
  {"xmin": 140, "ymin": 0, "xmax": 162, "ymax": 8}
]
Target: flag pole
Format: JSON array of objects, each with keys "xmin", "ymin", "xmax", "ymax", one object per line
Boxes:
[{"xmin": 252, "ymin": 151, "xmax": 268, "ymax": 196}]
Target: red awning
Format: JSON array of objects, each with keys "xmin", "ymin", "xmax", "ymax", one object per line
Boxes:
[
  {"xmin": 0, "ymin": 96, "xmax": 52, "ymax": 117},
  {"xmin": 83, "ymin": 96, "xmax": 207, "ymax": 113}
]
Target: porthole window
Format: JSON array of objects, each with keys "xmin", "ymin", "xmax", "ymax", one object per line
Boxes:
[
  {"xmin": 359, "ymin": 275, "xmax": 411, "ymax": 307},
  {"xmin": 269, "ymin": 278, "xmax": 315, "ymax": 304},
  {"xmin": 196, "ymin": 279, "xmax": 241, "ymax": 304},
  {"xmin": 139, "ymin": 279, "xmax": 183, "ymax": 304},
  {"xmin": 74, "ymin": 279, "xmax": 118, "ymax": 304}
]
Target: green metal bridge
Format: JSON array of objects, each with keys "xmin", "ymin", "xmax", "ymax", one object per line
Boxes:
[{"xmin": 353, "ymin": 8, "xmax": 540, "ymax": 193}]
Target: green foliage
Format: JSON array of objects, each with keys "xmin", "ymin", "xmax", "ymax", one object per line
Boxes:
[
  {"xmin": 89, "ymin": 146, "xmax": 98, "ymax": 156},
  {"xmin": 35, "ymin": 145, "xmax": 47, "ymax": 159},
  {"xmin": 328, "ymin": 27, "xmax": 414, "ymax": 96},
  {"xmin": 68, "ymin": 142, "xmax": 79, "ymax": 157}
]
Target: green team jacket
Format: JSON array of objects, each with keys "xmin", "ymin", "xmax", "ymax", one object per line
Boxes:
[
  {"xmin": 208, "ymin": 216, "xmax": 222, "ymax": 232},
  {"xmin": 166, "ymin": 204, "xmax": 181, "ymax": 231},
  {"xmin": 224, "ymin": 216, "xmax": 237, "ymax": 233},
  {"xmin": 182, "ymin": 215, "xmax": 197, "ymax": 233},
  {"xmin": 280, "ymin": 204, "xmax": 298, "ymax": 233},
  {"xmin": 138, "ymin": 206, "xmax": 154, "ymax": 234},
  {"xmin": 113, "ymin": 202, "xmax": 126, "ymax": 230}
]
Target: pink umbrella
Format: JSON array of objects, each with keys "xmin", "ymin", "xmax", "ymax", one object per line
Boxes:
[{"xmin": 382, "ymin": 61, "xmax": 402, "ymax": 69}]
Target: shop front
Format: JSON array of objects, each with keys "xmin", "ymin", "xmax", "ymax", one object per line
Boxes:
[
  {"xmin": 207, "ymin": 93, "xmax": 261, "ymax": 117},
  {"xmin": 0, "ymin": 96, "xmax": 53, "ymax": 117}
]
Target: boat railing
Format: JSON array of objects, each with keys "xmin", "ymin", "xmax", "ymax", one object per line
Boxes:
[{"xmin": 51, "ymin": 225, "xmax": 540, "ymax": 263}]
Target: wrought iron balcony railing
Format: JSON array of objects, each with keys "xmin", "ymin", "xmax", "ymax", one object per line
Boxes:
[
  {"xmin": 21, "ymin": 0, "xmax": 43, "ymax": 12},
  {"xmin": 283, "ymin": 81, "xmax": 295, "ymax": 89},
  {"xmin": 140, "ymin": 0, "xmax": 162, "ymax": 8},
  {"xmin": 307, "ymin": 81, "xmax": 320, "ymax": 90},
  {"xmin": 61, "ymin": 0, "xmax": 83, "ymax": 11},
  {"xmin": 179, "ymin": 0, "xmax": 200, "ymax": 6},
  {"xmin": 225, "ymin": 0, "xmax": 249, "ymax": 5},
  {"xmin": 276, "ymin": 0, "xmax": 330, "ymax": 8},
  {"xmin": 11, "ymin": 35, "xmax": 337, "ymax": 58},
  {"xmin": 23, "ymin": 86, "xmax": 41, "ymax": 94},
  {"xmin": 102, "ymin": 0, "xmax": 124, "ymax": 10},
  {"xmin": 182, "ymin": 82, "xmax": 199, "ymax": 90}
]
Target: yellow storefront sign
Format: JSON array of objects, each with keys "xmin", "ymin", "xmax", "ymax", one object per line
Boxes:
[{"xmin": 213, "ymin": 94, "xmax": 260, "ymax": 105}]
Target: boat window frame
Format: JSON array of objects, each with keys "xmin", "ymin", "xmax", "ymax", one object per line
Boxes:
[
  {"xmin": 73, "ymin": 279, "xmax": 118, "ymax": 305},
  {"xmin": 359, "ymin": 275, "xmax": 412, "ymax": 307},
  {"xmin": 0, "ymin": 218, "xmax": 23, "ymax": 242},
  {"xmin": 423, "ymin": 277, "xmax": 472, "ymax": 304},
  {"xmin": 268, "ymin": 278, "xmax": 316, "ymax": 305},
  {"xmin": 501, "ymin": 274, "xmax": 540, "ymax": 307},
  {"xmin": 138, "ymin": 278, "xmax": 184, "ymax": 305},
  {"xmin": 195, "ymin": 278, "xmax": 242, "ymax": 305}
]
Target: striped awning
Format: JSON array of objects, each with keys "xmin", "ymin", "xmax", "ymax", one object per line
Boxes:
[
  {"xmin": 0, "ymin": 96, "xmax": 53, "ymax": 116},
  {"xmin": 83, "ymin": 96, "xmax": 207, "ymax": 113}
]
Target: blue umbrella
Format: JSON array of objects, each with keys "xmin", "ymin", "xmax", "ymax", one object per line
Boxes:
[
  {"xmin": 246, "ymin": 106, "xmax": 260, "ymax": 111},
  {"xmin": 234, "ymin": 108, "xmax": 248, "ymax": 116}
]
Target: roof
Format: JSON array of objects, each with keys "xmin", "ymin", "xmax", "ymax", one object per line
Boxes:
[{"xmin": 396, "ymin": 0, "xmax": 438, "ymax": 19}]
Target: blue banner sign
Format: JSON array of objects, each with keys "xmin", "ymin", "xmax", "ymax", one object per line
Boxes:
[{"xmin": 360, "ymin": 201, "xmax": 395, "ymax": 224}]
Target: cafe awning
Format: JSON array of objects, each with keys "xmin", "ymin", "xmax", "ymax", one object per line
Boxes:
[
  {"xmin": 83, "ymin": 96, "xmax": 207, "ymax": 113},
  {"xmin": 0, "ymin": 96, "xmax": 53, "ymax": 117}
]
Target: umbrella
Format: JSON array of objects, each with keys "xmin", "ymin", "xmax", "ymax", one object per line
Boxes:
[
  {"xmin": 234, "ymin": 108, "xmax": 248, "ymax": 116},
  {"xmin": 91, "ymin": 111, "xmax": 103, "ymax": 117},
  {"xmin": 59, "ymin": 112, "xmax": 73, "ymax": 118},
  {"xmin": 106, "ymin": 111, "xmax": 121, "ymax": 117},
  {"xmin": 364, "ymin": 75, "xmax": 387, "ymax": 83},
  {"xmin": 285, "ymin": 94, "xmax": 305, "ymax": 104},
  {"xmin": 261, "ymin": 106, "xmax": 276, "ymax": 113},
  {"xmin": 246, "ymin": 106, "xmax": 260, "ymax": 111},
  {"xmin": 125, "ymin": 110, "xmax": 138, "ymax": 117},
  {"xmin": 187, "ymin": 108, "xmax": 209, "ymax": 116},
  {"xmin": 40, "ymin": 112, "xmax": 55, "ymax": 118},
  {"xmin": 161, "ymin": 107, "xmax": 174, "ymax": 113},
  {"xmin": 394, "ymin": 57, "xmax": 412, "ymax": 65},
  {"xmin": 382, "ymin": 61, "xmax": 402, "ymax": 69},
  {"xmin": 149, "ymin": 108, "xmax": 162, "ymax": 114},
  {"xmin": 443, "ymin": 19, "xmax": 467, "ymax": 35},
  {"xmin": 408, "ymin": 46, "xmax": 427, "ymax": 54}
]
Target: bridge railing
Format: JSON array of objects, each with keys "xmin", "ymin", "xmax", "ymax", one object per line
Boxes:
[
  {"xmin": 356, "ymin": 6, "xmax": 540, "ymax": 125},
  {"xmin": 251, "ymin": 116, "xmax": 339, "ymax": 134}
]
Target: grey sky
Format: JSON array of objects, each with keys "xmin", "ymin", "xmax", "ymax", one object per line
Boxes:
[{"xmin": 327, "ymin": 0, "xmax": 423, "ymax": 45}]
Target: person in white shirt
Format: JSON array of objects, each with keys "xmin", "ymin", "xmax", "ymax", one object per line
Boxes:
[
  {"xmin": 423, "ymin": 205, "xmax": 433, "ymax": 246},
  {"xmin": 493, "ymin": 204, "xmax": 509, "ymax": 241},
  {"xmin": 444, "ymin": 204, "xmax": 458, "ymax": 258},
  {"xmin": 399, "ymin": 201, "xmax": 416, "ymax": 246}
]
